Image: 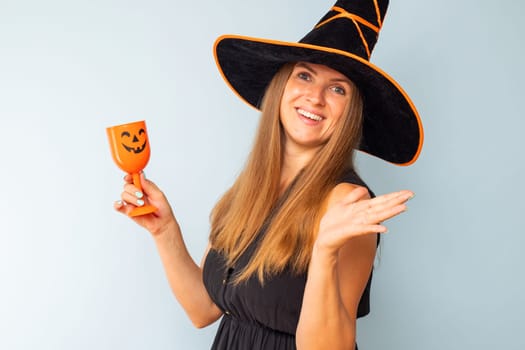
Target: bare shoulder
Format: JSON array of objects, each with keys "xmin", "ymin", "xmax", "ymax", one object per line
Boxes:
[
  {"xmin": 325, "ymin": 182, "xmax": 371, "ymax": 208},
  {"xmin": 199, "ymin": 242, "xmax": 213, "ymax": 267}
]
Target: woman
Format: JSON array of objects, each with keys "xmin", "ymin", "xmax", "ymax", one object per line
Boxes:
[{"xmin": 114, "ymin": 1, "xmax": 423, "ymax": 349}]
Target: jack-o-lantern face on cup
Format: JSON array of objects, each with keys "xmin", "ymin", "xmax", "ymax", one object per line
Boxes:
[
  {"xmin": 106, "ymin": 120, "xmax": 157, "ymax": 217},
  {"xmin": 106, "ymin": 120, "xmax": 151, "ymax": 174}
]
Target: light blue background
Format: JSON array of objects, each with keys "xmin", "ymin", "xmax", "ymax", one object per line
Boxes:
[{"xmin": 1, "ymin": 0, "xmax": 523, "ymax": 349}]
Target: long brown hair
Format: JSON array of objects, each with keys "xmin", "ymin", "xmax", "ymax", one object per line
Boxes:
[{"xmin": 209, "ymin": 62, "xmax": 364, "ymax": 283}]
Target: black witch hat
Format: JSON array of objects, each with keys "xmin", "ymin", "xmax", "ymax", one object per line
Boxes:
[{"xmin": 214, "ymin": 0, "xmax": 424, "ymax": 165}]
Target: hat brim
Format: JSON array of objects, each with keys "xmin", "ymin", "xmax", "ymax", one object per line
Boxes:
[{"xmin": 214, "ymin": 35, "xmax": 424, "ymax": 166}]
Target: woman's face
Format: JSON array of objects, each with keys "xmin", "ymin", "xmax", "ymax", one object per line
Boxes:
[{"xmin": 280, "ymin": 62, "xmax": 353, "ymax": 153}]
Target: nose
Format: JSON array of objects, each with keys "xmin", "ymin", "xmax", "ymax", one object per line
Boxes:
[{"xmin": 305, "ymin": 84, "xmax": 325, "ymax": 106}]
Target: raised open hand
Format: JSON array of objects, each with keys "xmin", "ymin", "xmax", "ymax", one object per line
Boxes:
[{"xmin": 316, "ymin": 185, "xmax": 414, "ymax": 254}]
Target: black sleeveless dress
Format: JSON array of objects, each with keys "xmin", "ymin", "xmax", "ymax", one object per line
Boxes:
[{"xmin": 202, "ymin": 169, "xmax": 377, "ymax": 349}]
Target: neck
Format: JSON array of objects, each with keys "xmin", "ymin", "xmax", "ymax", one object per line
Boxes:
[{"xmin": 280, "ymin": 143, "xmax": 319, "ymax": 193}]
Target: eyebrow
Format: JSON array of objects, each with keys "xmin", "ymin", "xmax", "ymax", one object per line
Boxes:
[
  {"xmin": 295, "ymin": 62, "xmax": 352, "ymax": 85},
  {"xmin": 296, "ymin": 62, "xmax": 317, "ymax": 74}
]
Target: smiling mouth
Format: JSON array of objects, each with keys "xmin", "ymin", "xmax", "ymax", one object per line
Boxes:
[
  {"xmin": 297, "ymin": 108, "xmax": 323, "ymax": 121},
  {"xmin": 122, "ymin": 141, "xmax": 147, "ymax": 154}
]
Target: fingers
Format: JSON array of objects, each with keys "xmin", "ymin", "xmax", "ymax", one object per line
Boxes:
[
  {"xmin": 333, "ymin": 188, "xmax": 414, "ymax": 226},
  {"xmin": 358, "ymin": 190, "xmax": 412, "ymax": 213},
  {"xmin": 121, "ymin": 173, "xmax": 159, "ymax": 199},
  {"xmin": 316, "ymin": 189, "xmax": 415, "ymax": 253},
  {"xmin": 113, "ymin": 199, "xmax": 134, "ymax": 216},
  {"xmin": 339, "ymin": 187, "xmax": 412, "ymax": 206},
  {"xmin": 340, "ymin": 190, "xmax": 412, "ymax": 229},
  {"xmin": 364, "ymin": 203, "xmax": 407, "ymax": 226},
  {"xmin": 363, "ymin": 191, "xmax": 413, "ymax": 224},
  {"xmin": 369, "ymin": 190, "xmax": 414, "ymax": 207},
  {"xmin": 114, "ymin": 173, "xmax": 152, "ymax": 212},
  {"xmin": 114, "ymin": 173, "xmax": 167, "ymax": 215},
  {"xmin": 114, "ymin": 200, "xmax": 125, "ymax": 210},
  {"xmin": 120, "ymin": 185, "xmax": 146, "ymax": 207},
  {"xmin": 123, "ymin": 173, "xmax": 133, "ymax": 183},
  {"xmin": 365, "ymin": 223, "xmax": 388, "ymax": 234}
]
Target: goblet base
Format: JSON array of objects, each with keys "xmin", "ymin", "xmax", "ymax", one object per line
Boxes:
[{"xmin": 128, "ymin": 205, "xmax": 157, "ymax": 217}]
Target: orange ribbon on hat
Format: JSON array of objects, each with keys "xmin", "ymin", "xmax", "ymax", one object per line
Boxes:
[{"xmin": 315, "ymin": 3, "xmax": 384, "ymax": 59}]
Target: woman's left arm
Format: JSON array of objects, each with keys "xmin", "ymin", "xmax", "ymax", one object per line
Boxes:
[{"xmin": 296, "ymin": 184, "xmax": 413, "ymax": 350}]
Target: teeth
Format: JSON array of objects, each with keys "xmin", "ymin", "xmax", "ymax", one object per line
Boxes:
[{"xmin": 297, "ymin": 108, "xmax": 323, "ymax": 121}]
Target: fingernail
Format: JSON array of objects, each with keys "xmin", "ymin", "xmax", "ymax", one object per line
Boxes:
[
  {"xmin": 136, "ymin": 199, "xmax": 145, "ymax": 206},
  {"xmin": 116, "ymin": 200, "xmax": 123, "ymax": 206},
  {"xmin": 135, "ymin": 191, "xmax": 144, "ymax": 199}
]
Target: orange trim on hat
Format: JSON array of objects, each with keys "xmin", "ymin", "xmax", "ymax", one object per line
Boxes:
[
  {"xmin": 213, "ymin": 35, "xmax": 424, "ymax": 166},
  {"xmin": 352, "ymin": 19, "xmax": 371, "ymax": 59},
  {"xmin": 316, "ymin": 6, "xmax": 380, "ymax": 33},
  {"xmin": 372, "ymin": 0, "xmax": 383, "ymax": 27},
  {"xmin": 213, "ymin": 42, "xmax": 260, "ymax": 113}
]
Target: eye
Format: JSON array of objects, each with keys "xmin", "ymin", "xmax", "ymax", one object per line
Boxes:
[
  {"xmin": 121, "ymin": 131, "xmax": 131, "ymax": 138},
  {"xmin": 331, "ymin": 86, "xmax": 346, "ymax": 96},
  {"xmin": 297, "ymin": 71, "xmax": 312, "ymax": 81},
  {"xmin": 138, "ymin": 128, "xmax": 145, "ymax": 135}
]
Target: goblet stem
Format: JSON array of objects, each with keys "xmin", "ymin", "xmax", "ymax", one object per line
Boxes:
[
  {"xmin": 128, "ymin": 172, "xmax": 157, "ymax": 217},
  {"xmin": 132, "ymin": 173, "xmax": 143, "ymax": 193}
]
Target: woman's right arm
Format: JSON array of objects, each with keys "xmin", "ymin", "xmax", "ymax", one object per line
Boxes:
[{"xmin": 114, "ymin": 173, "xmax": 223, "ymax": 328}]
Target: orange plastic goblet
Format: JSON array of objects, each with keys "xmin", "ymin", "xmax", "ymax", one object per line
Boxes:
[{"xmin": 106, "ymin": 120, "xmax": 157, "ymax": 216}]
